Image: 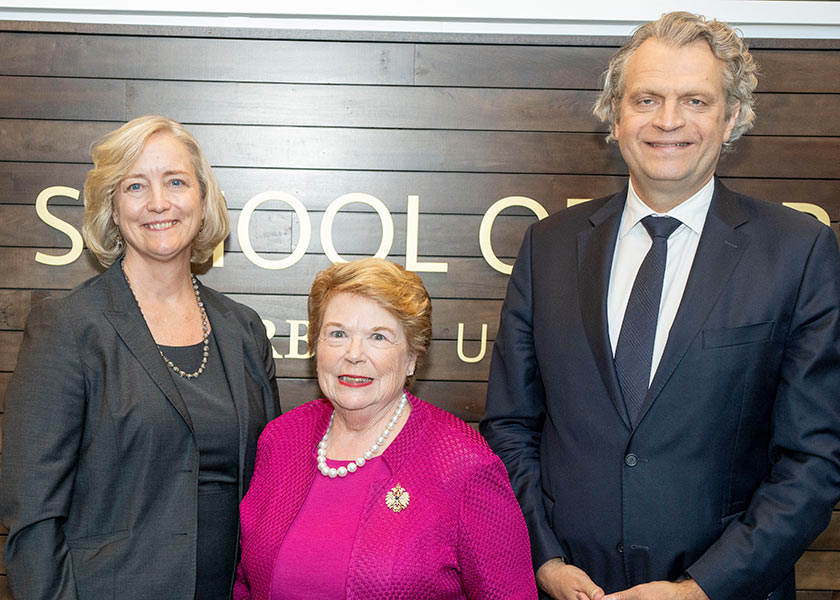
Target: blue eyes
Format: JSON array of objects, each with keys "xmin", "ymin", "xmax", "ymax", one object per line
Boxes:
[{"xmin": 123, "ymin": 178, "xmax": 187, "ymax": 193}]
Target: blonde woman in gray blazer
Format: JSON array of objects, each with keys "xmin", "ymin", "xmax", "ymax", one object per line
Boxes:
[{"xmin": 0, "ymin": 116, "xmax": 281, "ymax": 600}]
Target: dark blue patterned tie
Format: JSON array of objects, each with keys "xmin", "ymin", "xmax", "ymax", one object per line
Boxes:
[{"xmin": 614, "ymin": 215, "xmax": 682, "ymax": 426}]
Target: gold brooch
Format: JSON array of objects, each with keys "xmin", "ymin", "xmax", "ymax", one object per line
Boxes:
[{"xmin": 385, "ymin": 484, "xmax": 410, "ymax": 513}]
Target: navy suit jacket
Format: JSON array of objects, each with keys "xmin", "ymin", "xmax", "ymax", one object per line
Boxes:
[
  {"xmin": 0, "ymin": 260, "xmax": 282, "ymax": 599},
  {"xmin": 481, "ymin": 181, "xmax": 840, "ymax": 600}
]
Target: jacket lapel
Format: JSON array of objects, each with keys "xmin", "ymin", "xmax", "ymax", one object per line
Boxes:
[
  {"xmin": 635, "ymin": 182, "xmax": 750, "ymax": 426},
  {"xmin": 577, "ymin": 190, "xmax": 630, "ymax": 430},
  {"xmin": 101, "ymin": 261, "xmax": 194, "ymax": 431}
]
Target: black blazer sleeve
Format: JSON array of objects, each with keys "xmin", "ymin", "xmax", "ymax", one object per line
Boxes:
[
  {"xmin": 481, "ymin": 225, "xmax": 567, "ymax": 571},
  {"xmin": 0, "ymin": 297, "xmax": 84, "ymax": 600}
]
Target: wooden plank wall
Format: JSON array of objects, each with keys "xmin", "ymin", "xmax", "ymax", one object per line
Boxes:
[{"xmin": 0, "ymin": 21, "xmax": 838, "ymax": 597}]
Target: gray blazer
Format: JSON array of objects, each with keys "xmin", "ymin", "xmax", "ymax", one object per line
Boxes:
[{"xmin": 0, "ymin": 261, "xmax": 281, "ymax": 600}]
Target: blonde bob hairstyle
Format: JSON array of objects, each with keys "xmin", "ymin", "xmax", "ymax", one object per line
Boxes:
[
  {"xmin": 307, "ymin": 258, "xmax": 432, "ymax": 387},
  {"xmin": 593, "ymin": 11, "xmax": 758, "ymax": 150},
  {"xmin": 82, "ymin": 115, "xmax": 229, "ymax": 268}
]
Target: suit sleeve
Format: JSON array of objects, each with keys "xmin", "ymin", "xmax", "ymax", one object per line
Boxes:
[
  {"xmin": 0, "ymin": 298, "xmax": 84, "ymax": 600},
  {"xmin": 687, "ymin": 225, "xmax": 840, "ymax": 599},
  {"xmin": 480, "ymin": 225, "xmax": 567, "ymax": 571}
]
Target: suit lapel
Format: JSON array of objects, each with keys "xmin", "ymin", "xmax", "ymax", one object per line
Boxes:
[
  {"xmin": 636, "ymin": 182, "xmax": 750, "ymax": 426},
  {"xmin": 578, "ymin": 190, "xmax": 630, "ymax": 430},
  {"xmin": 101, "ymin": 261, "xmax": 194, "ymax": 431},
  {"xmin": 203, "ymin": 286, "xmax": 251, "ymax": 490}
]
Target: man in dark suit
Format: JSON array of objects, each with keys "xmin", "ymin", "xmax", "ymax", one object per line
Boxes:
[{"xmin": 481, "ymin": 12, "xmax": 840, "ymax": 600}]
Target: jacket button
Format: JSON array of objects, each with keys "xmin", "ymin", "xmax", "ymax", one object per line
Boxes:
[
  {"xmin": 624, "ymin": 454, "xmax": 638, "ymax": 467},
  {"xmin": 616, "ymin": 542, "xmax": 624, "ymax": 553}
]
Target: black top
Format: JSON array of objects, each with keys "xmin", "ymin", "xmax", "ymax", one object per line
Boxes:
[{"xmin": 161, "ymin": 331, "xmax": 239, "ymax": 600}]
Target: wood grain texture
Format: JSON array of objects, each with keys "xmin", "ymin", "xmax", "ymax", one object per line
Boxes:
[
  {"xmin": 414, "ymin": 44, "xmax": 616, "ymax": 88},
  {"xmin": 0, "ymin": 32, "xmax": 416, "ymax": 85},
  {"xmin": 754, "ymin": 49, "xmax": 840, "ymax": 94},
  {"xmin": 0, "ymin": 333, "xmax": 22, "ymax": 373},
  {"xmin": 127, "ymin": 80, "xmax": 604, "ymax": 132},
  {"xmin": 0, "ymin": 76, "xmax": 125, "ymax": 120},
  {"xmin": 797, "ymin": 550, "xmax": 840, "ymax": 589},
  {"xmin": 3, "ymin": 120, "xmax": 837, "ymax": 178},
  {"xmin": 811, "ymin": 511, "xmax": 840, "ymax": 551}
]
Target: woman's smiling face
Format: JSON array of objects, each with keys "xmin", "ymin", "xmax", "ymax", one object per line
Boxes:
[
  {"xmin": 316, "ymin": 292, "xmax": 416, "ymax": 419},
  {"xmin": 112, "ymin": 131, "xmax": 203, "ymax": 267}
]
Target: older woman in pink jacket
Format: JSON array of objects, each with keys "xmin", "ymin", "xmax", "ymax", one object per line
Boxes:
[{"xmin": 235, "ymin": 258, "xmax": 536, "ymax": 599}]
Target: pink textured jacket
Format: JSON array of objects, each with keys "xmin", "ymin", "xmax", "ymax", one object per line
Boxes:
[{"xmin": 235, "ymin": 393, "xmax": 537, "ymax": 599}]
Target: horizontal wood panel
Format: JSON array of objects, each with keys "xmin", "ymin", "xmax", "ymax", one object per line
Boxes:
[
  {"xmin": 750, "ymin": 93, "xmax": 840, "ymax": 137},
  {"xmin": 4, "ymin": 120, "xmax": 839, "ymax": 178},
  {"xmin": 415, "ymin": 44, "xmax": 615, "ymax": 88},
  {"xmin": 0, "ymin": 33, "xmax": 416, "ymax": 85},
  {"xmin": 753, "ymin": 50, "xmax": 840, "ymax": 94},
  {"xmin": 416, "ymin": 45, "xmax": 840, "ymax": 94},
  {"xmin": 0, "ymin": 333, "xmax": 22, "ymax": 373},
  {"xmin": 0, "ymin": 76, "xmax": 126, "ymax": 121},
  {"xmin": 3, "ymin": 76, "xmax": 837, "ymax": 136},
  {"xmin": 811, "ymin": 511, "xmax": 840, "ymax": 551},
  {"xmin": 0, "ymin": 249, "xmax": 513, "ymax": 299},
  {"xmin": 795, "ymin": 592, "xmax": 835, "ymax": 600},
  {"xmin": 797, "ymin": 550, "xmax": 840, "ymax": 589},
  {"xmin": 3, "ymin": 163, "xmax": 838, "ymax": 221},
  {"xmin": 0, "ymin": 291, "xmax": 52, "ymax": 330},
  {"xmin": 127, "ymin": 80, "xmax": 603, "ymax": 132}
]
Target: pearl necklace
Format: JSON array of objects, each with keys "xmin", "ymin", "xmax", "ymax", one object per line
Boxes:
[
  {"xmin": 317, "ymin": 392, "xmax": 408, "ymax": 478},
  {"xmin": 121, "ymin": 261, "xmax": 210, "ymax": 379}
]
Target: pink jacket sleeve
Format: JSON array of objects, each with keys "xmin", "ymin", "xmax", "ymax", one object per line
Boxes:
[{"xmin": 457, "ymin": 458, "xmax": 538, "ymax": 599}]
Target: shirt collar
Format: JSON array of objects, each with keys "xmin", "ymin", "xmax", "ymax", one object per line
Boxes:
[{"xmin": 619, "ymin": 177, "xmax": 715, "ymax": 239}]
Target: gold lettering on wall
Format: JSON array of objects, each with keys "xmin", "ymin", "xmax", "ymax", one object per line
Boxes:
[
  {"xmin": 321, "ymin": 193, "xmax": 394, "ymax": 263},
  {"xmin": 285, "ymin": 319, "xmax": 313, "ymax": 359},
  {"xmin": 479, "ymin": 196, "xmax": 548, "ymax": 275},
  {"xmin": 783, "ymin": 202, "xmax": 831, "ymax": 226},
  {"xmin": 238, "ymin": 191, "xmax": 312, "ymax": 270},
  {"xmin": 34, "ymin": 186, "xmax": 84, "ymax": 266},
  {"xmin": 457, "ymin": 322, "xmax": 488, "ymax": 363},
  {"xmin": 406, "ymin": 195, "xmax": 448, "ymax": 273}
]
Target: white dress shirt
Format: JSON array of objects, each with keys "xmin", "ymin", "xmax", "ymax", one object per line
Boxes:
[{"xmin": 607, "ymin": 177, "xmax": 715, "ymax": 384}]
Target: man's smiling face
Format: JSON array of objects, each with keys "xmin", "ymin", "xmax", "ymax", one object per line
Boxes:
[{"xmin": 614, "ymin": 38, "xmax": 739, "ymax": 209}]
